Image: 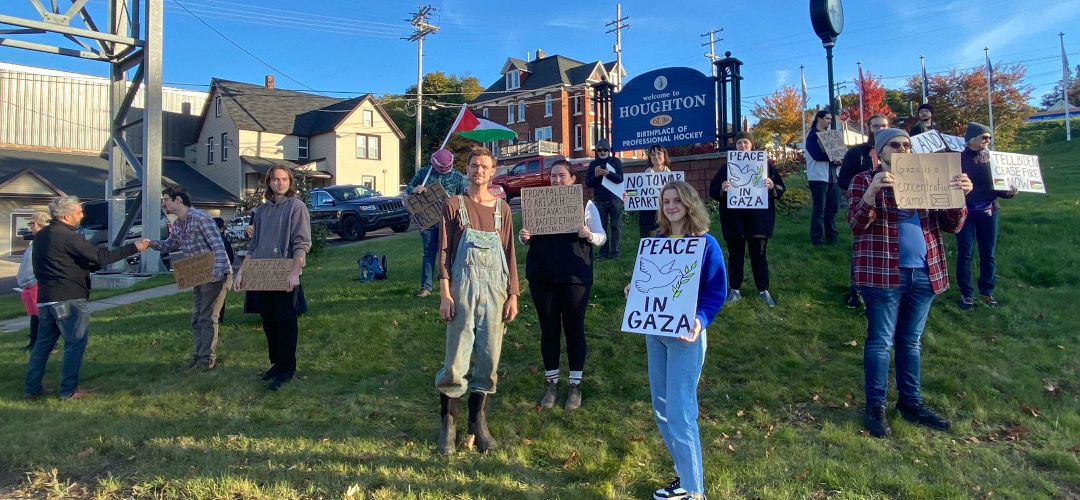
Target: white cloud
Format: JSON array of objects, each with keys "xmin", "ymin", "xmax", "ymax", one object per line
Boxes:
[{"xmin": 961, "ymin": 2, "xmax": 1080, "ymax": 60}]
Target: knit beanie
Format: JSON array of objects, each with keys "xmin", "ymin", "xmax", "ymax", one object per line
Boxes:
[
  {"xmin": 733, "ymin": 131, "xmax": 754, "ymax": 148},
  {"xmin": 874, "ymin": 128, "xmax": 909, "ymax": 156},
  {"xmin": 430, "ymin": 148, "xmax": 454, "ymax": 173},
  {"xmin": 917, "ymin": 103, "xmax": 933, "ymax": 114},
  {"xmin": 964, "ymin": 122, "xmax": 991, "ymax": 143}
]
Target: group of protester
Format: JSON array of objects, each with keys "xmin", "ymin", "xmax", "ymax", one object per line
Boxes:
[{"xmin": 15, "ymin": 105, "xmax": 1015, "ymax": 499}]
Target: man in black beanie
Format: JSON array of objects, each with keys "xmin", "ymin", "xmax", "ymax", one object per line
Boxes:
[{"xmin": 909, "ymin": 103, "xmax": 939, "ymax": 136}]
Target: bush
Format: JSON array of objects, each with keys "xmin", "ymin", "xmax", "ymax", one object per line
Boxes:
[
  {"xmin": 309, "ymin": 223, "xmax": 332, "ymax": 257},
  {"xmin": 777, "ymin": 186, "xmax": 811, "ymax": 216}
]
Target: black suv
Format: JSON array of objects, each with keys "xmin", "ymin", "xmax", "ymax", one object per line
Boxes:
[{"xmin": 308, "ymin": 185, "xmax": 410, "ymax": 240}]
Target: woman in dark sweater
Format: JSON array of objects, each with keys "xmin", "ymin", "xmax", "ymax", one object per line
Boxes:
[
  {"xmin": 956, "ymin": 122, "xmax": 1016, "ymax": 310},
  {"xmin": 519, "ymin": 160, "xmax": 606, "ymax": 411},
  {"xmin": 638, "ymin": 144, "xmax": 671, "ymax": 238},
  {"xmin": 709, "ymin": 132, "xmax": 786, "ymax": 306}
]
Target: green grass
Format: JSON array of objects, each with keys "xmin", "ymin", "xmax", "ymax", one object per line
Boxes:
[
  {"xmin": 0, "ymin": 274, "xmax": 178, "ymax": 322},
  {"xmin": 1, "ymin": 142, "xmax": 1078, "ymax": 499}
]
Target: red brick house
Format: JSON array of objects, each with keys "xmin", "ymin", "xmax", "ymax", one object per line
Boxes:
[{"xmin": 469, "ymin": 51, "xmax": 635, "ymax": 163}]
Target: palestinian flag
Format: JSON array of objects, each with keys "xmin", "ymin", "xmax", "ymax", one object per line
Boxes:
[{"xmin": 446, "ymin": 105, "xmax": 517, "ymax": 143}]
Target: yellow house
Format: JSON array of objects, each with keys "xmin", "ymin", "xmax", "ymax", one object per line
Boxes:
[{"xmin": 189, "ymin": 77, "xmax": 404, "ymax": 197}]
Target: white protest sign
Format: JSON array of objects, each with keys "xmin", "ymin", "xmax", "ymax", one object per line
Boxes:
[
  {"xmin": 726, "ymin": 150, "xmax": 769, "ymax": 209},
  {"xmin": 941, "ymin": 134, "xmax": 967, "ymax": 152},
  {"xmin": 988, "ymin": 151, "xmax": 1045, "ymax": 193},
  {"xmin": 909, "ymin": 130, "xmax": 947, "ymax": 154},
  {"xmin": 622, "ymin": 237, "xmax": 705, "ymax": 337},
  {"xmin": 622, "ymin": 171, "xmax": 685, "ymax": 211}
]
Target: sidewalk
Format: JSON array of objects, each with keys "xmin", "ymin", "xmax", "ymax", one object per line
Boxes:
[{"xmin": 0, "ymin": 284, "xmax": 184, "ymax": 333}]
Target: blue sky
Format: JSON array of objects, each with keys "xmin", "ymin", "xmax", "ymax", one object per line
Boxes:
[{"xmin": 3, "ymin": 0, "xmax": 1078, "ymax": 115}]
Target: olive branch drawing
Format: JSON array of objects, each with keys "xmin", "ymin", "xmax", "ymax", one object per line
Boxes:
[{"xmin": 671, "ymin": 261, "xmax": 698, "ymax": 298}]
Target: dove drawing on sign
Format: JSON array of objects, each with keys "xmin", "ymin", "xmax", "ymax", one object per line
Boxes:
[
  {"xmin": 635, "ymin": 258, "xmax": 684, "ymax": 293},
  {"xmin": 728, "ymin": 162, "xmax": 763, "ymax": 189}
]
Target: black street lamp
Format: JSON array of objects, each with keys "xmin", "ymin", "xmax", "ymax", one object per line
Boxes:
[{"xmin": 810, "ymin": 0, "xmax": 844, "ymax": 130}]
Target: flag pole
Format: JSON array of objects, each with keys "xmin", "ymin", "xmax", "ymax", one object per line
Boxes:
[
  {"xmin": 920, "ymin": 55, "xmax": 928, "ymax": 104},
  {"xmin": 985, "ymin": 47, "xmax": 995, "ymax": 150},
  {"xmin": 800, "ymin": 65, "xmax": 807, "ymax": 142},
  {"xmin": 441, "ymin": 104, "xmax": 468, "ymax": 150},
  {"xmin": 857, "ymin": 61, "xmax": 865, "ymax": 138},
  {"xmin": 1062, "ymin": 32, "xmax": 1072, "ymax": 142}
]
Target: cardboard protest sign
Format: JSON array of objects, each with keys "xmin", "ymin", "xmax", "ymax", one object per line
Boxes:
[
  {"xmin": 988, "ymin": 151, "xmax": 1045, "ymax": 193},
  {"xmin": 941, "ymin": 134, "xmax": 967, "ymax": 152},
  {"xmin": 890, "ymin": 153, "xmax": 964, "ymax": 209},
  {"xmin": 726, "ymin": 150, "xmax": 769, "ymax": 209},
  {"xmin": 172, "ymin": 252, "xmax": 215, "ymax": 290},
  {"xmin": 404, "ymin": 182, "xmax": 448, "ymax": 230},
  {"xmin": 622, "ymin": 237, "xmax": 706, "ymax": 338},
  {"xmin": 622, "ymin": 171, "xmax": 685, "ymax": 211},
  {"xmin": 909, "ymin": 130, "xmax": 947, "ymax": 154},
  {"xmin": 817, "ymin": 130, "xmax": 848, "ymax": 162},
  {"xmin": 239, "ymin": 258, "xmax": 294, "ymax": 291},
  {"xmin": 521, "ymin": 184, "xmax": 584, "ymax": 235}
]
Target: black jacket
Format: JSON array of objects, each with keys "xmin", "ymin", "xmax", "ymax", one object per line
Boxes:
[
  {"xmin": 584, "ymin": 155, "xmax": 624, "ymax": 202},
  {"xmin": 909, "ymin": 121, "xmax": 939, "ymax": 136},
  {"xmin": 961, "ymin": 148, "xmax": 1015, "ymax": 208},
  {"xmin": 709, "ymin": 161, "xmax": 786, "ymax": 240},
  {"xmin": 839, "ymin": 142, "xmax": 875, "ymax": 191},
  {"xmin": 32, "ymin": 220, "xmax": 138, "ymax": 303}
]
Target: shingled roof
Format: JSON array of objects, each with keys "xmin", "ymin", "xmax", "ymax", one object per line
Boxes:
[
  {"xmin": 195, "ymin": 79, "xmax": 403, "ymax": 140},
  {"xmin": 471, "ymin": 55, "xmax": 621, "ymax": 105}
]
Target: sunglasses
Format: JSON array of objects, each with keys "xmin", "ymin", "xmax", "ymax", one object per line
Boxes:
[
  {"xmin": 979, "ymin": 135, "xmax": 992, "ymax": 141},
  {"xmin": 596, "ymin": 149, "xmax": 610, "ymax": 153},
  {"xmin": 887, "ymin": 141, "xmax": 912, "ymax": 150}
]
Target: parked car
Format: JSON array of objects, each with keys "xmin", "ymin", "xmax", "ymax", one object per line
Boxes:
[
  {"xmin": 224, "ymin": 215, "xmax": 250, "ymax": 244},
  {"xmin": 308, "ymin": 185, "xmax": 410, "ymax": 241},
  {"xmin": 79, "ymin": 198, "xmax": 172, "ymax": 269},
  {"xmin": 490, "ymin": 155, "xmax": 567, "ymax": 199}
]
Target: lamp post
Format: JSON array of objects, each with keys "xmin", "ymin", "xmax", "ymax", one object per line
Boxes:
[{"xmin": 810, "ymin": 0, "xmax": 844, "ymax": 130}]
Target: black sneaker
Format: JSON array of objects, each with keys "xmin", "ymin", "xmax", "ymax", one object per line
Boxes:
[
  {"xmin": 653, "ymin": 477, "xmax": 688, "ymax": 500},
  {"xmin": 958, "ymin": 296, "xmax": 975, "ymax": 310},
  {"xmin": 896, "ymin": 403, "xmax": 951, "ymax": 431},
  {"xmin": 846, "ymin": 289, "xmax": 862, "ymax": 309},
  {"xmin": 863, "ymin": 406, "xmax": 892, "ymax": 438},
  {"xmin": 979, "ymin": 294, "xmax": 1000, "ymax": 309}
]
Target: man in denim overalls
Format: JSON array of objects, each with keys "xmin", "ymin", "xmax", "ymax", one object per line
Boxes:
[{"xmin": 434, "ymin": 147, "xmax": 520, "ymax": 455}]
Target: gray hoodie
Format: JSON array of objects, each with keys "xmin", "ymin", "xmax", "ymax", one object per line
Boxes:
[{"xmin": 248, "ymin": 195, "xmax": 312, "ymax": 261}]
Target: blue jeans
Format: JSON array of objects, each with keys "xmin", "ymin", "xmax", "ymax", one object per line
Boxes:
[
  {"xmin": 808, "ymin": 181, "xmax": 840, "ymax": 245},
  {"xmin": 419, "ymin": 225, "xmax": 441, "ymax": 291},
  {"xmin": 860, "ymin": 268, "xmax": 936, "ymax": 408},
  {"xmin": 646, "ymin": 331, "xmax": 707, "ymax": 495},
  {"xmin": 955, "ymin": 210, "xmax": 998, "ymax": 298},
  {"xmin": 595, "ymin": 198, "xmax": 622, "ymax": 258},
  {"xmin": 24, "ymin": 299, "xmax": 91, "ymax": 398}
]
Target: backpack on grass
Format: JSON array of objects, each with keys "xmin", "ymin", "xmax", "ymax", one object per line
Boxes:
[{"xmin": 358, "ymin": 252, "xmax": 387, "ymax": 282}]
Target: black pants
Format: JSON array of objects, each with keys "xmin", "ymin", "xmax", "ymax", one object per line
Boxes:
[
  {"xmin": 27, "ymin": 315, "xmax": 39, "ymax": 348},
  {"xmin": 725, "ymin": 237, "xmax": 770, "ymax": 292},
  {"xmin": 258, "ymin": 289, "xmax": 300, "ymax": 375},
  {"xmin": 530, "ymin": 281, "xmax": 590, "ymax": 373}
]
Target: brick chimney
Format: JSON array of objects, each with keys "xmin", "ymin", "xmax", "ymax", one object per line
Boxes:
[
  {"xmin": 265, "ymin": 75, "xmax": 275, "ymax": 89},
  {"xmin": 535, "ymin": 49, "xmax": 545, "ymax": 60}
]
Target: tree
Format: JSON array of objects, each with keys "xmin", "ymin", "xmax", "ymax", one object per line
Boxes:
[
  {"xmin": 751, "ymin": 85, "xmax": 805, "ymax": 145},
  {"xmin": 903, "ymin": 62, "xmax": 1034, "ymax": 149},
  {"xmin": 1039, "ymin": 64, "xmax": 1080, "ymax": 109},
  {"xmin": 853, "ymin": 70, "xmax": 893, "ymax": 126},
  {"xmin": 379, "ymin": 72, "xmax": 484, "ymax": 182}
]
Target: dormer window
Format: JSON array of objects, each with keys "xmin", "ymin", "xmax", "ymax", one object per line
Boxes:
[{"xmin": 505, "ymin": 71, "xmax": 520, "ymax": 90}]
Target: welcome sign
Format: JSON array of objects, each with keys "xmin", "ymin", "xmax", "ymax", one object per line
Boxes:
[{"xmin": 611, "ymin": 67, "xmax": 717, "ymax": 152}]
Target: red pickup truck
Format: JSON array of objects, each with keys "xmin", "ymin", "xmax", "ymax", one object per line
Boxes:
[{"xmin": 491, "ymin": 154, "xmax": 593, "ymax": 199}]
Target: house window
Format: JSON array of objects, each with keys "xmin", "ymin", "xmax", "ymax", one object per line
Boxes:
[
  {"xmin": 362, "ymin": 175, "xmax": 376, "ymax": 190},
  {"xmin": 590, "ymin": 122, "xmax": 600, "ymax": 149},
  {"xmin": 207, "ymin": 137, "xmax": 214, "ymax": 164},
  {"xmin": 221, "ymin": 132, "xmax": 228, "ymax": 161},
  {"xmin": 355, "ymin": 134, "xmax": 380, "ymax": 160},
  {"xmin": 574, "ymin": 124, "xmax": 582, "ymax": 151},
  {"xmin": 518, "ymin": 102, "xmax": 525, "ymax": 122},
  {"xmin": 535, "ymin": 126, "xmax": 552, "ymax": 142},
  {"xmin": 298, "ymin": 137, "xmax": 309, "ymax": 160},
  {"xmin": 482, "ymin": 108, "xmax": 489, "ymax": 118},
  {"xmin": 507, "ymin": 105, "xmax": 515, "ymax": 124},
  {"xmin": 505, "ymin": 71, "xmax": 519, "ymax": 90},
  {"xmin": 544, "ymin": 94, "xmax": 552, "ymax": 117},
  {"xmin": 214, "ymin": 96, "xmax": 221, "ymax": 117},
  {"xmin": 573, "ymin": 95, "xmax": 582, "ymax": 115},
  {"xmin": 363, "ymin": 109, "xmax": 373, "ymax": 128}
]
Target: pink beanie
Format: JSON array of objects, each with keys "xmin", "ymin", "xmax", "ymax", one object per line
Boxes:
[{"xmin": 431, "ymin": 148, "xmax": 454, "ymax": 173}]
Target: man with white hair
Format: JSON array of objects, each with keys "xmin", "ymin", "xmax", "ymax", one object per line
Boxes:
[{"xmin": 24, "ymin": 196, "xmax": 150, "ymax": 401}]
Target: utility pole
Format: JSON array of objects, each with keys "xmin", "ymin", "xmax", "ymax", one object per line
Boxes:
[
  {"xmin": 406, "ymin": 5, "xmax": 438, "ymax": 174},
  {"xmin": 701, "ymin": 28, "xmax": 723, "ymax": 76},
  {"xmin": 606, "ymin": 3, "xmax": 629, "ymax": 89}
]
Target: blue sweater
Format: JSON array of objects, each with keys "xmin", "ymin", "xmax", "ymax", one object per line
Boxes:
[{"xmin": 666, "ymin": 232, "xmax": 727, "ymax": 329}]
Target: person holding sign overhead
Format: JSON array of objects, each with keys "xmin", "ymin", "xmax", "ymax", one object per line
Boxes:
[
  {"xmin": 623, "ymin": 181, "xmax": 725, "ymax": 500},
  {"xmin": 847, "ymin": 128, "xmax": 972, "ymax": 438},
  {"xmin": 234, "ymin": 165, "xmax": 312, "ymax": 391},
  {"xmin": 151, "ymin": 186, "xmax": 233, "ymax": 372},
  {"xmin": 804, "ymin": 110, "xmax": 842, "ymax": 246},
  {"xmin": 709, "ymin": 132, "xmax": 785, "ymax": 307},
  {"xmin": 638, "ymin": 145, "xmax": 671, "ymax": 238},
  {"xmin": 519, "ymin": 159, "xmax": 605, "ymax": 411},
  {"xmin": 956, "ymin": 122, "xmax": 1015, "ymax": 310},
  {"xmin": 406, "ymin": 148, "xmax": 467, "ymax": 298},
  {"xmin": 585, "ymin": 139, "xmax": 624, "ymax": 261},
  {"xmin": 434, "ymin": 147, "xmax": 519, "ymax": 455}
]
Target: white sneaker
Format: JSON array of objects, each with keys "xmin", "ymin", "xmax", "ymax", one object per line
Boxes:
[
  {"xmin": 759, "ymin": 290, "xmax": 776, "ymax": 307},
  {"xmin": 654, "ymin": 477, "xmax": 689, "ymax": 500},
  {"xmin": 725, "ymin": 289, "xmax": 742, "ymax": 304}
]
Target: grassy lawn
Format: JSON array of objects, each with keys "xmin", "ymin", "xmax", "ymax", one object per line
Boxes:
[
  {"xmin": 0, "ymin": 141, "xmax": 1077, "ymax": 499},
  {"xmin": 0, "ymin": 274, "xmax": 179, "ymax": 322}
]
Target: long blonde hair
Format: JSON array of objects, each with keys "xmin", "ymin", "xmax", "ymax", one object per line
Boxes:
[{"xmin": 656, "ymin": 181, "xmax": 711, "ymax": 237}]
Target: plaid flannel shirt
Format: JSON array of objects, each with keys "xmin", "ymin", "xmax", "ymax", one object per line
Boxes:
[
  {"xmin": 406, "ymin": 166, "xmax": 467, "ymax": 196},
  {"xmin": 150, "ymin": 207, "xmax": 232, "ymax": 281},
  {"xmin": 847, "ymin": 169, "xmax": 966, "ymax": 294}
]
